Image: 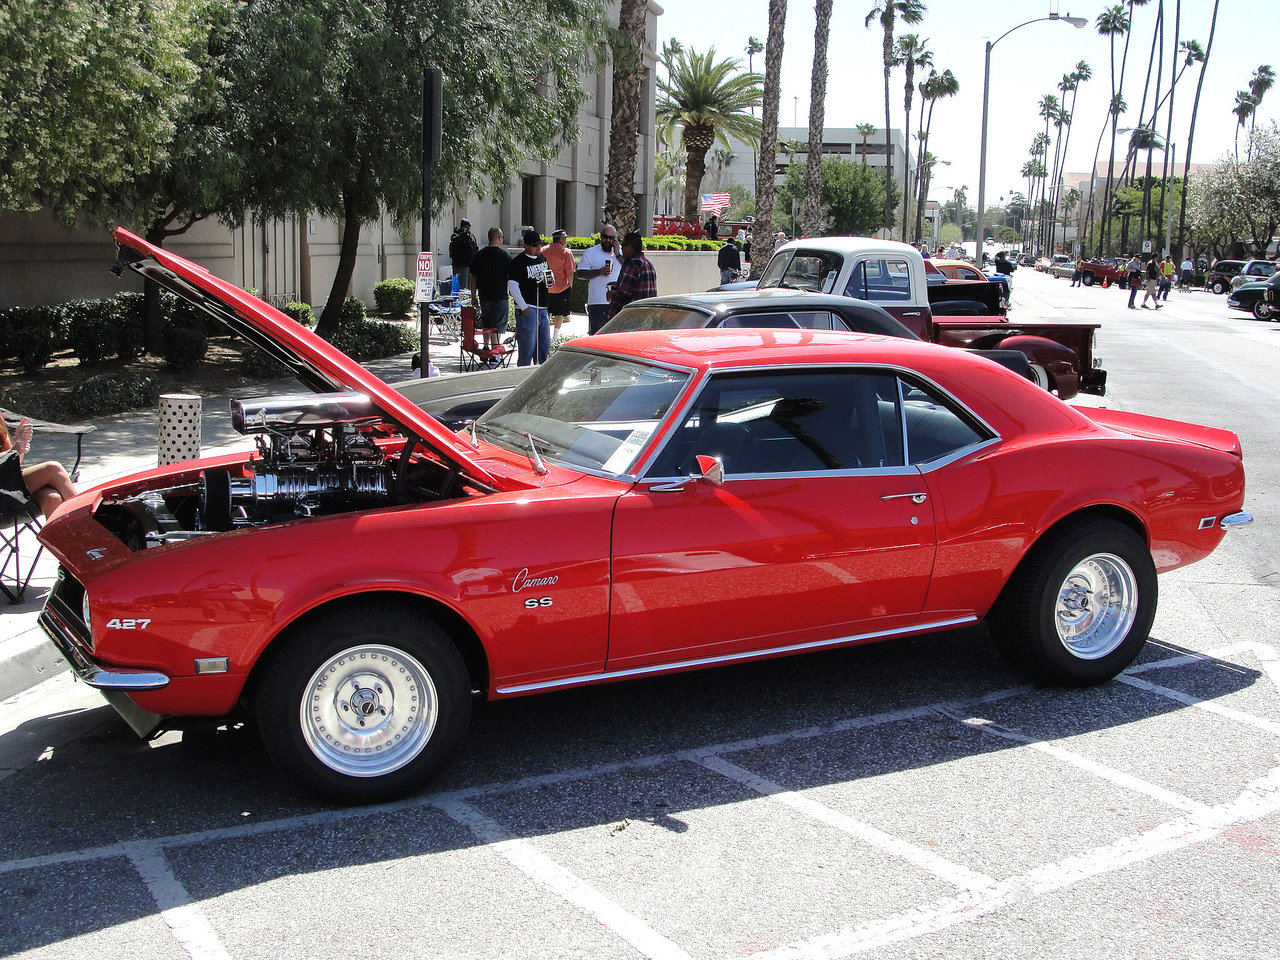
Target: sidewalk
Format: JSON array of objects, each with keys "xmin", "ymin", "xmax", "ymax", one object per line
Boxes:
[{"xmin": 0, "ymin": 311, "xmax": 591, "ymax": 701}]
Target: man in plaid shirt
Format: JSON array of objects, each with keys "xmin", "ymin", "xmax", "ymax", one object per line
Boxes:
[{"xmin": 607, "ymin": 232, "xmax": 657, "ymax": 318}]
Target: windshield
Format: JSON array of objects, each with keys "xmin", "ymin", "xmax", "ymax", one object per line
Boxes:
[
  {"xmin": 758, "ymin": 249, "xmax": 844, "ymax": 293},
  {"xmin": 475, "ymin": 349, "xmax": 693, "ymax": 476}
]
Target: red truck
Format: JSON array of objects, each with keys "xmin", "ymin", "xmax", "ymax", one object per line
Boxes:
[{"xmin": 754, "ymin": 237, "xmax": 1106, "ymax": 398}]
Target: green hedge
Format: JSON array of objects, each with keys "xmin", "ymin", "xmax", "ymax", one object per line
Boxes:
[
  {"xmin": 0, "ymin": 304, "xmax": 66, "ymax": 373},
  {"xmin": 374, "ymin": 277, "xmax": 415, "ymax": 315},
  {"xmin": 322, "ymin": 318, "xmax": 419, "ymax": 361}
]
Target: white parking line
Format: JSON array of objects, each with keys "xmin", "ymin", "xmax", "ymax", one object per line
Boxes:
[
  {"xmin": 435, "ymin": 798, "xmax": 694, "ymax": 960},
  {"xmin": 693, "ymin": 754, "xmax": 1001, "ymax": 894},
  {"xmin": 127, "ymin": 844, "xmax": 231, "ymax": 960}
]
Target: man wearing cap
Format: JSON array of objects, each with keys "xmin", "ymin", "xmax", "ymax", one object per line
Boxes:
[
  {"xmin": 448, "ymin": 218, "xmax": 478, "ymax": 294},
  {"xmin": 508, "ymin": 229, "xmax": 552, "ymax": 365},
  {"xmin": 544, "ymin": 229, "xmax": 577, "ymax": 335},
  {"xmin": 717, "ymin": 236, "xmax": 741, "ymax": 285},
  {"xmin": 608, "ymin": 231, "xmax": 657, "ymax": 318},
  {"xmin": 576, "ymin": 225, "xmax": 621, "ymax": 334}
]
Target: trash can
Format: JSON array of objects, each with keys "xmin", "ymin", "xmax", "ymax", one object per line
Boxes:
[{"xmin": 158, "ymin": 393, "xmax": 201, "ymax": 465}]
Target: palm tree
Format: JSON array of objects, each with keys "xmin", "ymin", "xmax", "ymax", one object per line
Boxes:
[
  {"xmin": 1048, "ymin": 63, "xmax": 1090, "ymax": 254},
  {"xmin": 913, "ymin": 68, "xmax": 957, "ymax": 242},
  {"xmin": 894, "ymin": 34, "xmax": 931, "ymax": 236},
  {"xmin": 1177, "ymin": 0, "xmax": 1220, "ymax": 253},
  {"xmin": 710, "ymin": 147, "xmax": 737, "ymax": 190},
  {"xmin": 654, "ymin": 150, "xmax": 685, "ymax": 216},
  {"xmin": 657, "ymin": 46, "xmax": 763, "ymax": 224},
  {"xmin": 1247, "ymin": 65, "xmax": 1275, "ymax": 158},
  {"xmin": 750, "ymin": 0, "xmax": 788, "ymax": 277},
  {"xmin": 856, "ymin": 122, "xmax": 878, "ymax": 165},
  {"xmin": 745, "ymin": 36, "xmax": 764, "ymax": 75},
  {"xmin": 866, "ymin": 0, "xmax": 927, "ymax": 237},
  {"xmin": 801, "ymin": 0, "xmax": 834, "ymax": 237},
  {"xmin": 1035, "ymin": 95, "xmax": 1059, "ymax": 251},
  {"xmin": 602, "ymin": 0, "xmax": 649, "ymax": 233},
  {"xmin": 1095, "ymin": 4, "xmax": 1131, "ymax": 253},
  {"xmin": 1232, "ymin": 90, "xmax": 1256, "ymax": 158}
]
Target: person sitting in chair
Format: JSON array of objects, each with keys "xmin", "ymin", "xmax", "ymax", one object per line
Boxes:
[{"xmin": 1, "ymin": 417, "xmax": 77, "ymax": 519}]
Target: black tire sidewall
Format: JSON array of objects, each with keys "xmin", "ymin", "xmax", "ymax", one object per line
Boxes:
[
  {"xmin": 1254, "ymin": 300, "xmax": 1273, "ymax": 321},
  {"xmin": 256, "ymin": 603, "xmax": 472, "ymax": 803},
  {"xmin": 1082, "ymin": 273, "xmax": 1095, "ymax": 286}
]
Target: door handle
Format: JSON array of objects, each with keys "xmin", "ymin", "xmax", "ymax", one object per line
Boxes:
[{"xmin": 881, "ymin": 492, "xmax": 928, "ymax": 504}]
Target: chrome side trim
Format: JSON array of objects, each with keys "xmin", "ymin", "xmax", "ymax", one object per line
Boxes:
[
  {"xmin": 495, "ymin": 615, "xmax": 979, "ymax": 696},
  {"xmin": 1220, "ymin": 511, "xmax": 1254, "ymax": 530},
  {"xmin": 38, "ymin": 606, "xmax": 170, "ymax": 691}
]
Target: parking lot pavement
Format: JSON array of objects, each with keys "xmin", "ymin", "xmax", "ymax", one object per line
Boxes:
[{"xmin": 0, "ymin": 313, "xmax": 590, "ymax": 698}]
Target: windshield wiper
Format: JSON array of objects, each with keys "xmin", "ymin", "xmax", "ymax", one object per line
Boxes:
[{"xmin": 522, "ymin": 432, "xmax": 550, "ymax": 476}]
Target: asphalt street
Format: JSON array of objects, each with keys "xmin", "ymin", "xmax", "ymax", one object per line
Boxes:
[{"xmin": 1, "ymin": 273, "xmax": 1277, "ymax": 960}]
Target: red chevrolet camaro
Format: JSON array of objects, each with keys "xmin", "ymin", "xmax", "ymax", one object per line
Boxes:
[{"xmin": 37, "ymin": 229, "xmax": 1252, "ymax": 802}]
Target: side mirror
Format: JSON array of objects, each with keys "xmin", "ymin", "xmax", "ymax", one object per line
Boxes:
[{"xmin": 694, "ymin": 454, "xmax": 724, "ymax": 487}]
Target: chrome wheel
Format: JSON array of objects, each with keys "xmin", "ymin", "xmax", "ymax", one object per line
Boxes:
[
  {"xmin": 1054, "ymin": 553, "xmax": 1138, "ymax": 660},
  {"xmin": 300, "ymin": 643, "xmax": 438, "ymax": 778}
]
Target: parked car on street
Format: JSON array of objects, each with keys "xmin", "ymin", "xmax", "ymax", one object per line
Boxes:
[
  {"xmin": 1227, "ymin": 272, "xmax": 1280, "ymax": 320},
  {"xmin": 1075, "ymin": 258, "xmax": 1128, "ymax": 287},
  {"xmin": 1229, "ymin": 259, "xmax": 1278, "ymax": 292},
  {"xmin": 1206, "ymin": 259, "xmax": 1246, "ymax": 295},
  {"xmin": 36, "ymin": 228, "xmax": 1251, "ymax": 803}
]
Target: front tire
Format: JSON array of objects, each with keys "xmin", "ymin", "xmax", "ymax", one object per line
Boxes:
[
  {"xmin": 989, "ymin": 518, "xmax": 1157, "ymax": 686},
  {"xmin": 256, "ymin": 602, "xmax": 471, "ymax": 802},
  {"xmin": 1253, "ymin": 299, "xmax": 1274, "ymax": 321},
  {"xmin": 1081, "ymin": 272, "xmax": 1095, "ymax": 286}
]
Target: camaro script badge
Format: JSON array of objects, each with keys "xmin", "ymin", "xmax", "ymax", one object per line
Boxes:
[
  {"xmin": 512, "ymin": 568, "xmax": 558, "ymax": 592},
  {"xmin": 86, "ymin": 548, "xmax": 107, "ymax": 560}
]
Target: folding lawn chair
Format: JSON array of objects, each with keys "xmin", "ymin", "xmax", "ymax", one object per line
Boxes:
[{"xmin": 459, "ymin": 306, "xmax": 512, "ymax": 371}]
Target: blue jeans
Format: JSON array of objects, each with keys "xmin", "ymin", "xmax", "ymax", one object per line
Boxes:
[
  {"xmin": 587, "ymin": 303, "xmax": 611, "ymax": 335},
  {"xmin": 516, "ymin": 306, "xmax": 550, "ymax": 366}
]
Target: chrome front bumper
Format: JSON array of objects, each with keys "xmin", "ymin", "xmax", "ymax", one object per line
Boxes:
[{"xmin": 39, "ymin": 602, "xmax": 170, "ymax": 692}]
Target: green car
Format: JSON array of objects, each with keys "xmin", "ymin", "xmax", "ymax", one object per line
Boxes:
[{"xmin": 1226, "ymin": 273, "xmax": 1280, "ymax": 320}]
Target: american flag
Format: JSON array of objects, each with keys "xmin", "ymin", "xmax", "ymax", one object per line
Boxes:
[{"xmin": 700, "ymin": 192, "xmax": 731, "ymax": 212}]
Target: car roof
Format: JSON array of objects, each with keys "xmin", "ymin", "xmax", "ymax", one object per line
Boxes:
[
  {"xmin": 774, "ymin": 236, "xmax": 921, "ymax": 258},
  {"xmin": 605, "ymin": 288, "xmax": 915, "ymax": 333}
]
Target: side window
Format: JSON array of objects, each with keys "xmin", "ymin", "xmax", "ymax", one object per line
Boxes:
[
  {"xmin": 843, "ymin": 259, "xmax": 912, "ymax": 302},
  {"xmin": 718, "ymin": 313, "xmax": 802, "ymax": 329},
  {"xmin": 644, "ymin": 370, "xmax": 907, "ymax": 478},
  {"xmin": 898, "ymin": 378, "xmax": 992, "ymax": 465}
]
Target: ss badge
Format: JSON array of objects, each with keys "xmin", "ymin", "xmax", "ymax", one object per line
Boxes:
[{"xmin": 523, "ymin": 597, "xmax": 553, "ymax": 609}]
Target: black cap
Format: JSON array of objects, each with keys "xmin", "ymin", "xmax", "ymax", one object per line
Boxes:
[
  {"xmin": 460, "ymin": 218, "xmax": 470, "ymax": 227},
  {"xmin": 522, "ymin": 229, "xmax": 542, "ymax": 247}
]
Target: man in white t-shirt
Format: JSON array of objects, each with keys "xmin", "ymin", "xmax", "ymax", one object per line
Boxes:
[{"xmin": 576, "ymin": 225, "xmax": 622, "ymax": 334}]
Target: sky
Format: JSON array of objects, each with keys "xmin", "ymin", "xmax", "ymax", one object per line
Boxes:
[{"xmin": 652, "ymin": 0, "xmax": 1276, "ymax": 210}]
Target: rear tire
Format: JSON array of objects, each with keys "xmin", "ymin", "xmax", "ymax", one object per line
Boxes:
[
  {"xmin": 256, "ymin": 601, "xmax": 471, "ymax": 803},
  {"xmin": 989, "ymin": 518, "xmax": 1156, "ymax": 686},
  {"xmin": 1211, "ymin": 280, "xmax": 1228, "ymax": 295}
]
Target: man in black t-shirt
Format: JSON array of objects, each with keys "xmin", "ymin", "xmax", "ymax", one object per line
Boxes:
[
  {"xmin": 469, "ymin": 227, "xmax": 511, "ymax": 349},
  {"xmin": 448, "ymin": 219, "xmax": 478, "ymax": 293},
  {"xmin": 507, "ymin": 229, "xmax": 552, "ymax": 366}
]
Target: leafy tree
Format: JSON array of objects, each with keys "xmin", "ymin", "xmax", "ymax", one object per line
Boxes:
[
  {"xmin": 0, "ymin": 0, "xmax": 205, "ymax": 221},
  {"xmin": 656, "ymin": 46, "xmax": 762, "ymax": 224},
  {"xmin": 777, "ymin": 157, "xmax": 895, "ymax": 237},
  {"xmin": 603, "ymin": 0, "xmax": 647, "ymax": 233},
  {"xmin": 223, "ymin": 0, "xmax": 605, "ymax": 336}
]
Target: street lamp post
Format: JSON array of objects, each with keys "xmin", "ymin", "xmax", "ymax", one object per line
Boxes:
[{"xmin": 975, "ymin": 13, "xmax": 1087, "ymax": 260}]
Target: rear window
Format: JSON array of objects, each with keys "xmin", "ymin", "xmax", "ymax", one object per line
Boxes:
[{"xmin": 602, "ymin": 306, "xmax": 711, "ymax": 333}]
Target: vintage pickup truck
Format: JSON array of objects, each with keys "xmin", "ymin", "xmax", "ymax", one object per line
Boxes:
[{"xmin": 751, "ymin": 238, "xmax": 1106, "ymax": 398}]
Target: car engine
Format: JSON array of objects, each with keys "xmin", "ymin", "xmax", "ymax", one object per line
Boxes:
[{"xmin": 95, "ymin": 393, "xmax": 434, "ymax": 550}]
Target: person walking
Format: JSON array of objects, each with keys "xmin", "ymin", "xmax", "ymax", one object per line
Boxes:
[
  {"xmin": 608, "ymin": 232, "xmax": 657, "ymax": 318},
  {"xmin": 508, "ymin": 229, "xmax": 552, "ymax": 365},
  {"xmin": 575, "ymin": 226, "xmax": 621, "ymax": 334},
  {"xmin": 1160, "ymin": 255, "xmax": 1175, "ymax": 301},
  {"xmin": 717, "ymin": 237, "xmax": 741, "ymax": 285},
  {"xmin": 1140, "ymin": 256, "xmax": 1162, "ymax": 309},
  {"xmin": 1180, "ymin": 255, "xmax": 1195, "ymax": 290},
  {"xmin": 1126, "ymin": 254, "xmax": 1143, "ymax": 309},
  {"xmin": 468, "ymin": 227, "xmax": 511, "ymax": 350},
  {"xmin": 448, "ymin": 219, "xmax": 478, "ymax": 294},
  {"xmin": 543, "ymin": 229, "xmax": 577, "ymax": 336},
  {"xmin": 1071, "ymin": 255, "xmax": 1085, "ymax": 287}
]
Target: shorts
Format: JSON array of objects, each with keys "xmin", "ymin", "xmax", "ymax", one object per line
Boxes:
[
  {"xmin": 547, "ymin": 288, "xmax": 571, "ymax": 317},
  {"xmin": 479, "ymin": 299, "xmax": 509, "ymax": 333}
]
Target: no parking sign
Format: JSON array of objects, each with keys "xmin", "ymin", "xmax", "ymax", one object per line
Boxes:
[{"xmin": 414, "ymin": 251, "xmax": 435, "ymax": 302}]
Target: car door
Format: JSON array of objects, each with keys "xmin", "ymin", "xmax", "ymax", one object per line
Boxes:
[
  {"xmin": 840, "ymin": 257, "xmax": 926, "ymax": 330},
  {"xmin": 607, "ymin": 368, "xmax": 938, "ymax": 671}
]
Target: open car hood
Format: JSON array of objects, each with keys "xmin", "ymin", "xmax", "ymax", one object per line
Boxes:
[{"xmin": 113, "ymin": 227, "xmax": 499, "ymax": 487}]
